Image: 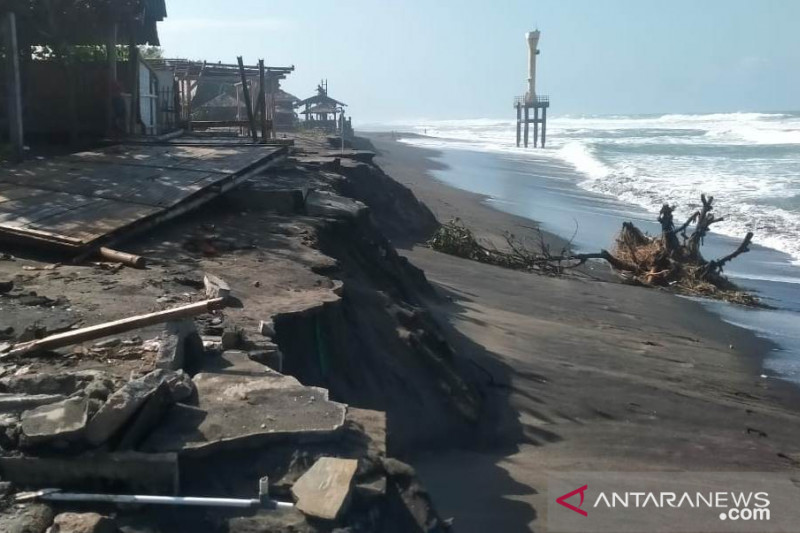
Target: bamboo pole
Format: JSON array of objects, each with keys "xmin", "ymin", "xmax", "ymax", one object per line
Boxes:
[{"xmin": 2, "ymin": 299, "xmax": 225, "ymax": 359}]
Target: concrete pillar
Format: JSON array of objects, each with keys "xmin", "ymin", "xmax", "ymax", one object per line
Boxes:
[
  {"xmin": 526, "ymin": 30, "xmax": 540, "ymax": 103},
  {"xmin": 3, "ymin": 12, "xmax": 24, "ymax": 162},
  {"xmin": 542, "ymin": 107, "xmax": 547, "ymax": 148},
  {"xmin": 523, "ymin": 106, "xmax": 529, "ymax": 148},
  {"xmin": 533, "ymin": 106, "xmax": 539, "ymax": 148},
  {"xmin": 515, "ymin": 104, "xmax": 521, "ymax": 147}
]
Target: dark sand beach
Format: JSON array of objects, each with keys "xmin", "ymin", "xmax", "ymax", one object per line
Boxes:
[{"xmin": 364, "ymin": 133, "xmax": 800, "ymax": 532}]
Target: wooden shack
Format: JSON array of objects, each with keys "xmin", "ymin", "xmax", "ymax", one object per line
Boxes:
[{"xmin": 1, "ymin": 0, "xmax": 168, "ymax": 159}]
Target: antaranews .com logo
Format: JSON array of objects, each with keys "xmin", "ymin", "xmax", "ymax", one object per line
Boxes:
[{"xmin": 548, "ymin": 472, "xmax": 798, "ymax": 533}]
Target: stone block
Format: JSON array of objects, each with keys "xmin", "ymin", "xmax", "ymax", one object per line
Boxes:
[
  {"xmin": 292, "ymin": 457, "xmax": 359, "ymax": 521},
  {"xmin": 20, "ymin": 397, "xmax": 88, "ymax": 447},
  {"xmin": 49, "ymin": 512, "xmax": 116, "ymax": 533}
]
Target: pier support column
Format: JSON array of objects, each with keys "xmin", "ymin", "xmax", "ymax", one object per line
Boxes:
[
  {"xmin": 533, "ymin": 106, "xmax": 539, "ymax": 148},
  {"xmin": 523, "ymin": 106, "xmax": 529, "ymax": 148},
  {"xmin": 515, "ymin": 104, "xmax": 521, "ymax": 147},
  {"xmin": 541, "ymin": 107, "xmax": 547, "ymax": 148}
]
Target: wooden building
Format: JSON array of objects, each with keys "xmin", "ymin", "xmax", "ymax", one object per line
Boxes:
[
  {"xmin": 1, "ymin": 1, "xmax": 167, "ymax": 160},
  {"xmin": 147, "ymin": 59, "xmax": 294, "ymax": 136},
  {"xmin": 297, "ymin": 81, "xmax": 346, "ymax": 133}
]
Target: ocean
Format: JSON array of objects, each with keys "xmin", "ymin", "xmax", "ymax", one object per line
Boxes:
[{"xmin": 359, "ymin": 112, "xmax": 800, "ymax": 383}]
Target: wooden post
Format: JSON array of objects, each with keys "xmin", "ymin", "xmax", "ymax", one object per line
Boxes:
[
  {"xmin": 541, "ymin": 106, "xmax": 547, "ymax": 148},
  {"xmin": 105, "ymin": 23, "xmax": 117, "ymax": 135},
  {"xmin": 533, "ymin": 106, "xmax": 539, "ymax": 148},
  {"xmin": 187, "ymin": 81, "xmax": 195, "ymax": 132},
  {"xmin": 515, "ymin": 104, "xmax": 521, "ymax": 147},
  {"xmin": 237, "ymin": 56, "xmax": 257, "ymax": 142},
  {"xmin": 523, "ymin": 106, "xmax": 529, "ymax": 148},
  {"xmin": 128, "ymin": 39, "xmax": 139, "ymax": 135},
  {"xmin": 258, "ymin": 59, "xmax": 267, "ymax": 142},
  {"xmin": 3, "ymin": 12, "xmax": 24, "ymax": 162}
]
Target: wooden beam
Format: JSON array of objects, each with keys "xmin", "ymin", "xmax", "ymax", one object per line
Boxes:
[
  {"xmin": 258, "ymin": 59, "xmax": 268, "ymax": 142},
  {"xmin": 2, "ymin": 299, "xmax": 226, "ymax": 358},
  {"xmin": 237, "ymin": 56, "xmax": 258, "ymax": 142},
  {"xmin": 3, "ymin": 12, "xmax": 24, "ymax": 162}
]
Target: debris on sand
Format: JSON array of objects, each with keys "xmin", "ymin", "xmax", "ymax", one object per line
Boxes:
[{"xmin": 430, "ymin": 194, "xmax": 759, "ymax": 305}]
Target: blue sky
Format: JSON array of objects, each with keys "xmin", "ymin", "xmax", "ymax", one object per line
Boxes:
[{"xmin": 157, "ymin": 0, "xmax": 800, "ymax": 122}]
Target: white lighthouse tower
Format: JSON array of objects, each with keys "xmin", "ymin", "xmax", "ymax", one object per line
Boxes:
[
  {"xmin": 526, "ymin": 30, "xmax": 540, "ymax": 103},
  {"xmin": 515, "ymin": 29, "xmax": 549, "ymax": 148}
]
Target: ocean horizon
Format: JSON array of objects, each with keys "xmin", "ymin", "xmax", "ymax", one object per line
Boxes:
[{"xmin": 359, "ymin": 111, "xmax": 800, "ymax": 265}]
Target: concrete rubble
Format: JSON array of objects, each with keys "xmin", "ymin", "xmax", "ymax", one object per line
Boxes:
[
  {"xmin": 292, "ymin": 457, "xmax": 359, "ymax": 520},
  {"xmin": 0, "ymin": 133, "xmax": 462, "ymax": 532}
]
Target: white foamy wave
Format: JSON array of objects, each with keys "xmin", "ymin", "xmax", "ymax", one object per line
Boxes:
[
  {"xmin": 556, "ymin": 142, "xmax": 612, "ymax": 179},
  {"xmin": 374, "ymin": 112, "xmax": 800, "ymax": 264}
]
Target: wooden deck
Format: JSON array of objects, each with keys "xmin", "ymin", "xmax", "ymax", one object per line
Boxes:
[{"xmin": 0, "ymin": 141, "xmax": 286, "ymax": 252}]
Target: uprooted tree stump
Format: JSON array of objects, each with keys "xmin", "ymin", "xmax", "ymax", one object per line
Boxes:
[{"xmin": 428, "ymin": 194, "xmax": 758, "ymax": 306}]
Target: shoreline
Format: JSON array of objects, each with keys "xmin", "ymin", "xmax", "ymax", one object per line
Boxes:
[
  {"xmin": 368, "ymin": 131, "xmax": 800, "ymax": 386},
  {"xmin": 363, "ymin": 131, "xmax": 780, "ymax": 380},
  {"xmin": 362, "ymin": 131, "xmax": 800, "ymax": 532}
]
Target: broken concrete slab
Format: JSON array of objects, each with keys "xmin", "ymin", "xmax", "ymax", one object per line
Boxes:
[
  {"xmin": 203, "ymin": 349, "xmax": 271, "ymax": 375},
  {"xmin": 0, "ymin": 503, "xmax": 54, "ymax": 533},
  {"xmin": 292, "ymin": 457, "xmax": 359, "ymax": 521},
  {"xmin": 155, "ymin": 319, "xmax": 202, "ymax": 371},
  {"xmin": 258, "ymin": 320, "xmax": 275, "ymax": 337},
  {"xmin": 141, "ymin": 371, "xmax": 346, "ymax": 457},
  {"xmin": 249, "ymin": 347, "xmax": 283, "ymax": 373},
  {"xmin": 344, "ymin": 407, "xmax": 387, "ymax": 458},
  {"xmin": 305, "ymin": 190, "xmax": 367, "ymax": 220},
  {"xmin": 325, "ymin": 150, "xmax": 376, "ymax": 164},
  {"xmin": 204, "ymin": 273, "xmax": 230, "ymax": 300},
  {"xmin": 220, "ymin": 328, "xmax": 241, "ymax": 350},
  {"xmin": 227, "ymin": 186, "xmax": 305, "ymax": 214},
  {"xmin": 0, "ymin": 452, "xmax": 179, "ymax": 494},
  {"xmin": 50, "ymin": 512, "xmax": 116, "ymax": 533},
  {"xmin": 116, "ymin": 381, "xmax": 173, "ymax": 451},
  {"xmin": 0, "ymin": 373, "xmax": 97, "ymax": 397},
  {"xmin": 0, "ymin": 393, "xmax": 66, "ymax": 414},
  {"xmin": 20, "ymin": 397, "xmax": 88, "ymax": 447},
  {"xmin": 85, "ymin": 372, "xmax": 165, "ymax": 446}
]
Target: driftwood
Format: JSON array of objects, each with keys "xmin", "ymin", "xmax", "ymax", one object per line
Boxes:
[
  {"xmin": 429, "ymin": 194, "xmax": 758, "ymax": 305},
  {"xmin": 1, "ymin": 298, "xmax": 226, "ymax": 359},
  {"xmin": 99, "ymin": 247, "xmax": 146, "ymax": 269}
]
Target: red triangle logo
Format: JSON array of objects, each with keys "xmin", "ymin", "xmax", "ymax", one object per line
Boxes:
[{"xmin": 556, "ymin": 484, "xmax": 588, "ymax": 516}]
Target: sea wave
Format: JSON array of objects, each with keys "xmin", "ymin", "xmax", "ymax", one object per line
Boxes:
[{"xmin": 386, "ymin": 112, "xmax": 800, "ymax": 264}]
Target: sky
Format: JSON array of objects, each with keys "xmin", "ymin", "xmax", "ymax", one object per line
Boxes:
[{"xmin": 157, "ymin": 0, "xmax": 800, "ymax": 123}]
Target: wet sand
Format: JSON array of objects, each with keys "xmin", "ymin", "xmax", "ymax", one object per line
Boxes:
[{"xmin": 364, "ymin": 133, "xmax": 800, "ymax": 532}]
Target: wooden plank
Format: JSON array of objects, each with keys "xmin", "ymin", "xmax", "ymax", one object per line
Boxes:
[
  {"xmin": 1, "ymin": 162, "xmax": 222, "ymax": 207},
  {"xmin": 24, "ymin": 199, "xmax": 161, "ymax": 242},
  {"xmin": 0, "ymin": 142, "xmax": 286, "ymax": 251}
]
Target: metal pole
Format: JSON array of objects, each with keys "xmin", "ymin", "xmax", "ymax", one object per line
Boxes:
[
  {"xmin": 19, "ymin": 491, "xmax": 294, "ymax": 510},
  {"xmin": 533, "ymin": 106, "xmax": 539, "ymax": 148},
  {"xmin": 515, "ymin": 104, "xmax": 521, "ymax": 147},
  {"xmin": 3, "ymin": 12, "xmax": 24, "ymax": 162}
]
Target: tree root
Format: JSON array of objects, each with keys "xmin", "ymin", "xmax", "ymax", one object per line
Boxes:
[{"xmin": 428, "ymin": 195, "xmax": 761, "ymax": 306}]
